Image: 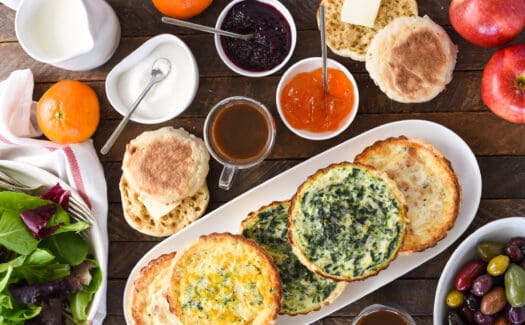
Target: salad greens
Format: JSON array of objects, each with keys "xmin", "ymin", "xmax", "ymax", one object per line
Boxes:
[{"xmin": 0, "ymin": 187, "xmax": 101, "ymax": 324}]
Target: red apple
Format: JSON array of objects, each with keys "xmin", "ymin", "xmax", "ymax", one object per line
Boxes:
[
  {"xmin": 449, "ymin": 0, "xmax": 525, "ymax": 47},
  {"xmin": 482, "ymin": 43, "xmax": 525, "ymax": 124}
]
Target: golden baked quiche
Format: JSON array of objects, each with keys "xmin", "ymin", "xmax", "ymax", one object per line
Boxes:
[
  {"xmin": 241, "ymin": 201, "xmax": 346, "ymax": 315},
  {"xmin": 167, "ymin": 233, "xmax": 281, "ymax": 325},
  {"xmin": 289, "ymin": 162, "xmax": 407, "ymax": 281},
  {"xmin": 354, "ymin": 136, "xmax": 461, "ymax": 253}
]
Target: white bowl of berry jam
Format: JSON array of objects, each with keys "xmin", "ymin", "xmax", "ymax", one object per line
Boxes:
[
  {"xmin": 214, "ymin": 0, "xmax": 297, "ymax": 77},
  {"xmin": 434, "ymin": 217, "xmax": 525, "ymax": 325}
]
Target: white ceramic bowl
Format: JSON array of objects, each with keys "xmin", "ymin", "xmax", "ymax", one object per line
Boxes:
[
  {"xmin": 434, "ymin": 217, "xmax": 525, "ymax": 324},
  {"xmin": 105, "ymin": 34, "xmax": 199, "ymax": 124},
  {"xmin": 276, "ymin": 57, "xmax": 359, "ymax": 141},
  {"xmin": 214, "ymin": 0, "xmax": 297, "ymax": 77}
]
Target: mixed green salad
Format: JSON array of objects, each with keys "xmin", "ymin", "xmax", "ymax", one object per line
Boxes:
[{"xmin": 0, "ymin": 184, "xmax": 101, "ymax": 324}]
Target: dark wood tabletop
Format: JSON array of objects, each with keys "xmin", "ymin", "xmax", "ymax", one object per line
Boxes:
[{"xmin": 1, "ymin": 0, "xmax": 525, "ymax": 324}]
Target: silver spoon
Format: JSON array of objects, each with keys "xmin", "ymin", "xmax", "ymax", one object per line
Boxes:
[
  {"xmin": 161, "ymin": 16, "xmax": 253, "ymax": 41},
  {"xmin": 100, "ymin": 58, "xmax": 171, "ymax": 155},
  {"xmin": 319, "ymin": 5, "xmax": 328, "ymax": 95}
]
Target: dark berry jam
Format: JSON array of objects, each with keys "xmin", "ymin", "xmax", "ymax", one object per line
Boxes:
[{"xmin": 221, "ymin": 0, "xmax": 292, "ymax": 72}]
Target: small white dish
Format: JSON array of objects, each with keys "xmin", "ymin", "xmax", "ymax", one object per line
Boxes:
[
  {"xmin": 214, "ymin": 0, "xmax": 297, "ymax": 77},
  {"xmin": 105, "ymin": 34, "xmax": 199, "ymax": 124},
  {"xmin": 276, "ymin": 57, "xmax": 359, "ymax": 141},
  {"xmin": 433, "ymin": 217, "xmax": 525, "ymax": 324}
]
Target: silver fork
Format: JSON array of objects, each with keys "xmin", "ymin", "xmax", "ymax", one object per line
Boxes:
[{"xmin": 0, "ymin": 169, "xmax": 97, "ymax": 225}]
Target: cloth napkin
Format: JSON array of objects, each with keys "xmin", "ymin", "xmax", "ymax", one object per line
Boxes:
[{"xmin": 0, "ymin": 69, "xmax": 108, "ymax": 324}]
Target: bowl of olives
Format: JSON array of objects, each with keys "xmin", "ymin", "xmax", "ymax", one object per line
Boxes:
[{"xmin": 434, "ymin": 217, "xmax": 525, "ymax": 324}]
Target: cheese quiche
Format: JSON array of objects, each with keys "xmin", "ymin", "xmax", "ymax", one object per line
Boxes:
[
  {"xmin": 241, "ymin": 201, "xmax": 346, "ymax": 315},
  {"xmin": 126, "ymin": 252, "xmax": 179, "ymax": 325},
  {"xmin": 166, "ymin": 233, "xmax": 282, "ymax": 325},
  {"xmin": 289, "ymin": 162, "xmax": 407, "ymax": 281},
  {"xmin": 354, "ymin": 136, "xmax": 461, "ymax": 253}
]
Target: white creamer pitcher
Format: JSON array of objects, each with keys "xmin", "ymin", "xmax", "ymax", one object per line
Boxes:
[{"xmin": 1, "ymin": 0, "xmax": 121, "ymax": 71}]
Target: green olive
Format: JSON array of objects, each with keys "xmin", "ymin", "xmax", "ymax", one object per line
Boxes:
[
  {"xmin": 505, "ymin": 264, "xmax": 525, "ymax": 308},
  {"xmin": 446, "ymin": 289, "xmax": 465, "ymax": 308},
  {"xmin": 477, "ymin": 241, "xmax": 505, "ymax": 262},
  {"xmin": 488, "ymin": 255, "xmax": 510, "ymax": 276}
]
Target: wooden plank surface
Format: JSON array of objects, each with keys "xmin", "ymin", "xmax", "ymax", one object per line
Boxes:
[{"xmin": 1, "ymin": 0, "xmax": 524, "ymax": 324}]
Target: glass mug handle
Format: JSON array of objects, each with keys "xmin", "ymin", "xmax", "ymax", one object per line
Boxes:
[{"xmin": 219, "ymin": 165, "xmax": 237, "ymax": 190}]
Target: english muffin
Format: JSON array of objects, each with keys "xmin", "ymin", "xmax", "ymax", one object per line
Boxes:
[
  {"xmin": 122, "ymin": 127, "xmax": 209, "ymax": 205},
  {"xmin": 365, "ymin": 15, "xmax": 457, "ymax": 103},
  {"xmin": 319, "ymin": 0, "xmax": 418, "ymax": 61},
  {"xmin": 126, "ymin": 252, "xmax": 179, "ymax": 325},
  {"xmin": 120, "ymin": 177, "xmax": 209, "ymax": 237},
  {"xmin": 166, "ymin": 233, "xmax": 282, "ymax": 325},
  {"xmin": 240, "ymin": 201, "xmax": 346, "ymax": 315},
  {"xmin": 288, "ymin": 162, "xmax": 407, "ymax": 282},
  {"xmin": 354, "ymin": 136, "xmax": 461, "ymax": 253}
]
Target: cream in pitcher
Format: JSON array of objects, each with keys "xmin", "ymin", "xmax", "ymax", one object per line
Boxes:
[{"xmin": 2, "ymin": 0, "xmax": 120, "ymax": 71}]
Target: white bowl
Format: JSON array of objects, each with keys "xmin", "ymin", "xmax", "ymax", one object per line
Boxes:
[
  {"xmin": 276, "ymin": 57, "xmax": 359, "ymax": 141},
  {"xmin": 433, "ymin": 217, "xmax": 525, "ymax": 324},
  {"xmin": 214, "ymin": 0, "xmax": 297, "ymax": 77},
  {"xmin": 105, "ymin": 34, "xmax": 199, "ymax": 124}
]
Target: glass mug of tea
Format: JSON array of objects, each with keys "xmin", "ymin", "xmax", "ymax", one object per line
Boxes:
[
  {"xmin": 352, "ymin": 304, "xmax": 416, "ymax": 325},
  {"xmin": 204, "ymin": 96, "xmax": 276, "ymax": 190}
]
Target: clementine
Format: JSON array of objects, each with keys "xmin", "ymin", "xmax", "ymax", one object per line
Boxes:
[
  {"xmin": 152, "ymin": 0, "xmax": 213, "ymax": 19},
  {"xmin": 37, "ymin": 80, "xmax": 100, "ymax": 144}
]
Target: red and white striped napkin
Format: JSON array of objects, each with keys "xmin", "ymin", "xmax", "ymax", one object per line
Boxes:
[{"xmin": 0, "ymin": 69, "xmax": 108, "ymax": 324}]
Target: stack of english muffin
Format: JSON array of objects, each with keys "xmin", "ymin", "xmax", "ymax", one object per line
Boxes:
[
  {"xmin": 320, "ymin": 0, "xmax": 458, "ymax": 103},
  {"xmin": 120, "ymin": 126, "xmax": 210, "ymax": 237}
]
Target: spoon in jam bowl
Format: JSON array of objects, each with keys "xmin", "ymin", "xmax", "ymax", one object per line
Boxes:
[
  {"xmin": 100, "ymin": 57, "xmax": 171, "ymax": 155},
  {"xmin": 161, "ymin": 17, "xmax": 253, "ymax": 41}
]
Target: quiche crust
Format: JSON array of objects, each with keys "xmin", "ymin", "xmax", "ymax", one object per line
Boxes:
[
  {"xmin": 126, "ymin": 252, "xmax": 179, "ymax": 325},
  {"xmin": 240, "ymin": 201, "xmax": 347, "ymax": 315},
  {"xmin": 166, "ymin": 232, "xmax": 282, "ymax": 325},
  {"xmin": 289, "ymin": 162, "xmax": 408, "ymax": 282},
  {"xmin": 354, "ymin": 136, "xmax": 461, "ymax": 254}
]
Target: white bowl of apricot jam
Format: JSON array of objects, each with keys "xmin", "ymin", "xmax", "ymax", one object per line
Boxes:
[{"xmin": 276, "ymin": 57, "xmax": 359, "ymax": 140}]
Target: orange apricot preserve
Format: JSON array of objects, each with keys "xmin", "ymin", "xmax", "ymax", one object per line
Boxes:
[{"xmin": 280, "ymin": 68, "xmax": 355, "ymax": 132}]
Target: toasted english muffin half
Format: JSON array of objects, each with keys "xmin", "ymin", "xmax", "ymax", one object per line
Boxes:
[
  {"xmin": 319, "ymin": 0, "xmax": 418, "ymax": 61},
  {"xmin": 354, "ymin": 136, "xmax": 461, "ymax": 254},
  {"xmin": 240, "ymin": 201, "xmax": 346, "ymax": 315},
  {"xmin": 288, "ymin": 162, "xmax": 407, "ymax": 282},
  {"xmin": 365, "ymin": 15, "xmax": 457, "ymax": 103},
  {"xmin": 126, "ymin": 252, "xmax": 179, "ymax": 325},
  {"xmin": 122, "ymin": 127, "xmax": 209, "ymax": 204},
  {"xmin": 120, "ymin": 176, "xmax": 209, "ymax": 237},
  {"xmin": 166, "ymin": 233, "xmax": 282, "ymax": 325}
]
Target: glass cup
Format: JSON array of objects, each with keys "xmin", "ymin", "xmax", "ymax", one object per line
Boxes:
[
  {"xmin": 204, "ymin": 96, "xmax": 276, "ymax": 190},
  {"xmin": 352, "ymin": 304, "xmax": 416, "ymax": 325}
]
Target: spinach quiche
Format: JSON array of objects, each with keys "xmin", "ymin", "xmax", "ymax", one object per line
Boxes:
[
  {"xmin": 166, "ymin": 233, "xmax": 282, "ymax": 325},
  {"xmin": 240, "ymin": 201, "xmax": 346, "ymax": 315},
  {"xmin": 288, "ymin": 162, "xmax": 407, "ymax": 281},
  {"xmin": 354, "ymin": 136, "xmax": 461, "ymax": 253}
]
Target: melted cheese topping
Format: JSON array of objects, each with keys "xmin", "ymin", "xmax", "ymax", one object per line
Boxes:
[
  {"xmin": 169, "ymin": 234, "xmax": 280, "ymax": 325},
  {"xmin": 242, "ymin": 202, "xmax": 345, "ymax": 315},
  {"xmin": 138, "ymin": 195, "xmax": 181, "ymax": 220}
]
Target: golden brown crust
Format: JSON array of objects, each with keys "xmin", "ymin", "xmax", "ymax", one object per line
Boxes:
[
  {"xmin": 288, "ymin": 162, "xmax": 408, "ymax": 282},
  {"xmin": 365, "ymin": 15, "xmax": 457, "ymax": 103},
  {"xmin": 166, "ymin": 232, "xmax": 282, "ymax": 325},
  {"xmin": 127, "ymin": 252, "xmax": 179, "ymax": 325},
  {"xmin": 122, "ymin": 127, "xmax": 209, "ymax": 204},
  {"xmin": 354, "ymin": 136, "xmax": 461, "ymax": 254}
]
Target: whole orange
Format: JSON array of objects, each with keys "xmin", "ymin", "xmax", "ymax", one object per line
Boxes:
[
  {"xmin": 152, "ymin": 0, "xmax": 213, "ymax": 19},
  {"xmin": 37, "ymin": 80, "xmax": 100, "ymax": 144}
]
